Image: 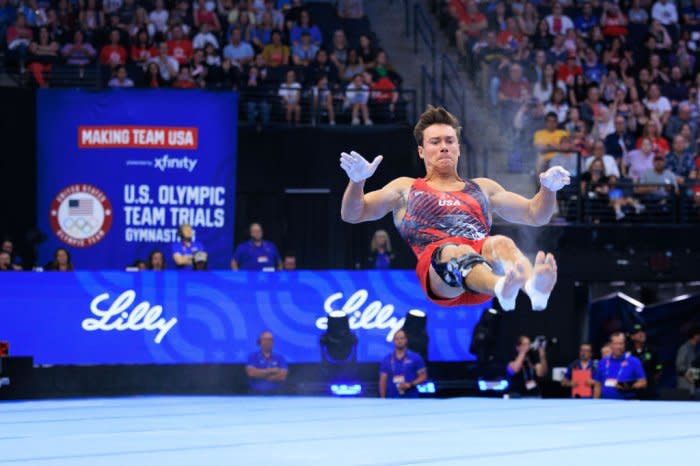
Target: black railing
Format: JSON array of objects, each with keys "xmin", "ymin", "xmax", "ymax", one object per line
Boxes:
[
  {"xmin": 547, "ymin": 152, "xmax": 700, "ymax": 225},
  {"xmin": 413, "ymin": 2, "xmax": 436, "ymax": 77}
]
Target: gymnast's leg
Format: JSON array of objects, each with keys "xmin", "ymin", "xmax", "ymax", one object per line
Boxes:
[
  {"xmin": 428, "ymin": 243, "xmax": 527, "ymax": 310},
  {"xmin": 481, "ymin": 235, "xmax": 557, "ymax": 311}
]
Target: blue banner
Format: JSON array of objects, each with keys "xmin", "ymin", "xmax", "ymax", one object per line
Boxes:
[
  {"xmin": 36, "ymin": 89, "xmax": 238, "ymax": 269},
  {"xmin": 0, "ymin": 271, "xmax": 490, "ymax": 364}
]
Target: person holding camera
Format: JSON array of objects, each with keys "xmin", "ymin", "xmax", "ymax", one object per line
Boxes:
[
  {"xmin": 676, "ymin": 326, "xmax": 700, "ymax": 398},
  {"xmin": 507, "ymin": 335, "xmax": 548, "ymax": 398},
  {"xmin": 594, "ymin": 332, "xmax": 647, "ymax": 399}
]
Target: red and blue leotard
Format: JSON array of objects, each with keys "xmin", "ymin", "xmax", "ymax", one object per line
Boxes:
[{"xmin": 397, "ymin": 177, "xmax": 492, "ymax": 306}]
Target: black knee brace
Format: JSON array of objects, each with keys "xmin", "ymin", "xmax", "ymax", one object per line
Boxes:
[{"xmin": 431, "ymin": 245, "xmax": 492, "ymax": 291}]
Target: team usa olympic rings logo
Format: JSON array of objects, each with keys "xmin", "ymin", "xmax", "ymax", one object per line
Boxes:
[{"xmin": 50, "ymin": 184, "xmax": 113, "ymax": 248}]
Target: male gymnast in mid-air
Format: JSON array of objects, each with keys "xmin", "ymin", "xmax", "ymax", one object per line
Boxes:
[{"xmin": 340, "ymin": 106, "xmax": 570, "ymax": 311}]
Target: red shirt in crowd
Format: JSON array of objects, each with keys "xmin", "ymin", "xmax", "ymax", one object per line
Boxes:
[
  {"xmin": 130, "ymin": 44, "xmax": 157, "ymax": 63},
  {"xmin": 557, "ymin": 63, "xmax": 583, "ymax": 83},
  {"xmin": 99, "ymin": 44, "xmax": 127, "ymax": 65},
  {"xmin": 499, "ymin": 79, "xmax": 531, "ymax": 101},
  {"xmin": 166, "ymin": 39, "xmax": 193, "ymax": 64}
]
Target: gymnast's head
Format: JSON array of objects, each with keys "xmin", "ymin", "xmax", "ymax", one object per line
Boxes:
[{"xmin": 413, "ymin": 106, "xmax": 462, "ymax": 174}]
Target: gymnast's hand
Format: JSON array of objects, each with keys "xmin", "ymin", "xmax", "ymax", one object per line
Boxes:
[
  {"xmin": 539, "ymin": 166, "xmax": 571, "ymax": 192},
  {"xmin": 340, "ymin": 150, "xmax": 383, "ymax": 183}
]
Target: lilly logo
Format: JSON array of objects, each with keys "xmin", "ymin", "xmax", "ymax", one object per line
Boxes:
[
  {"xmin": 316, "ymin": 290, "xmax": 417, "ymax": 342},
  {"xmin": 82, "ymin": 290, "xmax": 178, "ymax": 344}
]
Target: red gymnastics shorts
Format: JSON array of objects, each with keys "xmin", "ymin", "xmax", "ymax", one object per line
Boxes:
[{"xmin": 415, "ymin": 236, "xmax": 493, "ymax": 307}]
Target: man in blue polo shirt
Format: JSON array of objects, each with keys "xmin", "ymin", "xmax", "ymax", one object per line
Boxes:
[
  {"xmin": 171, "ymin": 224, "xmax": 205, "ymax": 269},
  {"xmin": 231, "ymin": 223, "xmax": 282, "ymax": 271},
  {"xmin": 594, "ymin": 332, "xmax": 647, "ymax": 400},
  {"xmin": 245, "ymin": 331, "xmax": 288, "ymax": 394},
  {"xmin": 379, "ymin": 330, "xmax": 427, "ymax": 398}
]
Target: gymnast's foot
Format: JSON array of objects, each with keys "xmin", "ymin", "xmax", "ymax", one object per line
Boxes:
[
  {"xmin": 524, "ymin": 251, "xmax": 557, "ymax": 311},
  {"xmin": 494, "ymin": 260, "xmax": 527, "ymax": 312}
]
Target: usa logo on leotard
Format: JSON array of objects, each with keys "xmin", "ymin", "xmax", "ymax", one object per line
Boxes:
[{"xmin": 398, "ymin": 178, "xmax": 491, "ymax": 257}]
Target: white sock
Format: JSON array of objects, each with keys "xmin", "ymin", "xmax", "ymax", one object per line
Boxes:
[
  {"xmin": 494, "ymin": 276, "xmax": 517, "ymax": 311},
  {"xmin": 524, "ymin": 278, "xmax": 550, "ymax": 311}
]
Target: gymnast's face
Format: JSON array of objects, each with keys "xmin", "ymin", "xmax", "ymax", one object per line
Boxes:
[{"xmin": 418, "ymin": 124, "xmax": 460, "ymax": 172}]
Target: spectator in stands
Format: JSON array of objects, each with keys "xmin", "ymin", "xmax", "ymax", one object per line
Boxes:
[
  {"xmin": 231, "ymin": 222, "xmax": 281, "ymax": 271},
  {"xmin": 345, "ymin": 73, "xmax": 371, "ymax": 126},
  {"xmin": 548, "ymin": 33, "xmax": 569, "ymax": 64},
  {"xmin": 6, "ymin": 13, "xmax": 33, "ymax": 71},
  {"xmin": 498, "ymin": 63, "xmax": 531, "ymax": 122},
  {"xmin": 379, "ymin": 330, "xmax": 427, "ymax": 399},
  {"xmin": 454, "ymin": 0, "xmax": 487, "ymax": 64},
  {"xmin": 61, "ymin": 29, "xmax": 97, "ymax": 67},
  {"xmin": 172, "ymin": 223, "xmax": 205, "ymax": 269},
  {"xmin": 582, "ymin": 47, "xmax": 607, "ymax": 84},
  {"xmin": 142, "ymin": 61, "xmax": 167, "ymax": 87},
  {"xmin": 652, "ymin": 0, "xmax": 679, "ymax": 29},
  {"xmin": 131, "ymin": 29, "xmax": 156, "ymax": 68},
  {"xmin": 328, "ymin": 29, "xmax": 348, "ymax": 75},
  {"xmin": 587, "ymin": 139, "xmax": 621, "ymax": 178},
  {"xmin": 342, "ymin": 48, "xmax": 364, "ymax": 83},
  {"xmin": 149, "ymin": 0, "xmax": 169, "ymax": 38},
  {"xmin": 662, "ymin": 66, "xmax": 689, "ymax": 109},
  {"xmin": 638, "ymin": 154, "xmax": 679, "ymax": 201},
  {"xmin": 150, "ymin": 42, "xmax": 178, "ymax": 82},
  {"xmin": 557, "ymin": 52, "xmax": 583, "ymax": 87},
  {"xmin": 648, "ymin": 20, "xmax": 672, "ymax": 54},
  {"xmin": 624, "ymin": 137, "xmax": 657, "ymax": 182},
  {"xmin": 171, "ymin": 1, "xmax": 193, "ymax": 35},
  {"xmin": 100, "ymin": 29, "xmax": 127, "ymax": 66},
  {"xmin": 278, "ymin": 68, "xmax": 302, "ymax": 124},
  {"xmin": 309, "ymin": 49, "xmax": 339, "ymax": 87},
  {"xmin": 592, "ymin": 106, "xmax": 615, "ymax": 141},
  {"xmin": 0, "ymin": 251, "xmax": 13, "ymax": 271},
  {"xmin": 544, "ymin": 87, "xmax": 569, "ymax": 125},
  {"xmin": 130, "ymin": 259, "xmax": 147, "ymax": 270},
  {"xmin": 45, "ymin": 247, "xmax": 74, "ymax": 271},
  {"xmin": 684, "ymin": 0, "xmax": 700, "ymax": 30},
  {"xmin": 579, "ymin": 85, "xmax": 607, "ymax": 130},
  {"xmin": 487, "ymin": 1, "xmax": 507, "ymax": 32},
  {"xmin": 261, "ymin": 29, "xmax": 288, "ymax": 67},
  {"xmin": 244, "ymin": 61, "xmax": 271, "ymax": 125},
  {"xmin": 79, "ymin": 0, "xmax": 105, "ymax": 44},
  {"xmin": 172, "ymin": 64, "xmax": 196, "ymax": 88},
  {"xmin": 546, "ymin": 2, "xmax": 574, "ymax": 36},
  {"xmin": 290, "ymin": 9, "xmax": 321, "ymax": 46},
  {"xmin": 291, "ymin": 30, "xmax": 318, "ymax": 66},
  {"xmin": 366, "ymin": 229, "xmax": 394, "ymax": 269},
  {"xmin": 108, "ymin": 64, "xmax": 134, "ymax": 87},
  {"xmin": 194, "ymin": 0, "xmax": 220, "ymax": 33},
  {"xmin": 600, "ymin": 1, "xmax": 628, "ymax": 39},
  {"xmin": 676, "ymin": 326, "xmax": 700, "ymax": 398},
  {"xmin": 594, "ymin": 332, "xmax": 646, "ymax": 400},
  {"xmin": 605, "ymin": 115, "xmax": 635, "ymax": 163},
  {"xmin": 147, "ymin": 249, "xmax": 166, "ymax": 270},
  {"xmin": 367, "ymin": 71, "xmax": 398, "ymax": 119},
  {"xmin": 27, "ymin": 26, "xmax": 58, "ymax": 88},
  {"xmin": 338, "ymin": 0, "xmax": 363, "ymax": 19},
  {"xmin": 637, "ymin": 121, "xmax": 670, "ymax": 155},
  {"xmin": 357, "ymin": 33, "xmax": 376, "ymax": 69},
  {"xmin": 580, "ymin": 157, "xmax": 616, "ymax": 222},
  {"xmin": 223, "ymin": 27, "xmax": 254, "ymax": 68},
  {"xmin": 561, "ymin": 343, "xmax": 596, "ymax": 398},
  {"xmin": 666, "ymin": 134, "xmax": 695, "ymax": 184},
  {"xmin": 166, "ymin": 24, "xmax": 193, "ymax": 65},
  {"xmin": 497, "ymin": 17, "xmax": 523, "ymax": 52},
  {"xmin": 1, "ymin": 239, "xmax": 22, "ymax": 271},
  {"xmin": 532, "ymin": 19, "xmax": 552, "ymax": 51},
  {"xmin": 534, "ymin": 112, "xmax": 568, "ymax": 174},
  {"xmin": 250, "ymin": 11, "xmax": 274, "ymax": 51},
  {"xmin": 549, "ymin": 135, "xmax": 579, "ymax": 176},
  {"xmin": 129, "ymin": 8, "xmax": 155, "ymax": 42},
  {"xmin": 246, "ymin": 330, "xmax": 288, "ymax": 394},
  {"xmin": 311, "ymin": 74, "xmax": 335, "ymax": 125},
  {"xmin": 574, "ymin": 2, "xmax": 597, "ymax": 39},
  {"xmin": 193, "ymin": 22, "xmax": 219, "ymax": 51},
  {"xmin": 628, "ymin": 0, "xmax": 649, "ymax": 25},
  {"xmin": 644, "ymin": 83, "xmax": 672, "ymax": 125},
  {"xmin": 282, "ymin": 253, "xmax": 297, "ymax": 271},
  {"xmin": 370, "ymin": 49, "xmax": 401, "ymax": 87},
  {"xmin": 507, "ymin": 335, "xmax": 548, "ymax": 398},
  {"xmin": 258, "ymin": 0, "xmax": 284, "ymax": 30}
]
